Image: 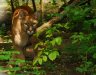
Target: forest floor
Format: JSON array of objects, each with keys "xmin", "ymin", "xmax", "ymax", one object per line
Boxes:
[{"xmin": 0, "ymin": 36, "xmax": 83, "ymax": 75}]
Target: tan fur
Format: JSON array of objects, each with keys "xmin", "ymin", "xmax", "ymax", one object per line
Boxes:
[{"xmin": 11, "ymin": 6, "xmax": 38, "ymax": 61}]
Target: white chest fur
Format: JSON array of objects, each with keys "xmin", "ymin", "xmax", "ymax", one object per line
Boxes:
[
  {"xmin": 14, "ymin": 33, "xmax": 21, "ymax": 46},
  {"xmin": 14, "ymin": 32, "xmax": 28, "ymax": 47},
  {"xmin": 13, "ymin": 19, "xmax": 29, "ymax": 47}
]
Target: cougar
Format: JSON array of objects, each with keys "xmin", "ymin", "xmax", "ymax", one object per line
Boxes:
[{"xmin": 11, "ymin": 6, "xmax": 38, "ymax": 61}]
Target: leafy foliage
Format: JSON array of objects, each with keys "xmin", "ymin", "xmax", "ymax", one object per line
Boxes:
[
  {"xmin": 33, "ymin": 25, "xmax": 62, "ymax": 66},
  {"xmin": 1, "ymin": 0, "xmax": 96, "ymax": 74}
]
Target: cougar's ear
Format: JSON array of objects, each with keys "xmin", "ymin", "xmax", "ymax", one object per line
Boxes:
[{"xmin": 19, "ymin": 9, "xmax": 28, "ymax": 19}]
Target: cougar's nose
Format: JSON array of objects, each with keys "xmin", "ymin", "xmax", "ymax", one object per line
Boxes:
[{"xmin": 29, "ymin": 27, "xmax": 32, "ymax": 31}]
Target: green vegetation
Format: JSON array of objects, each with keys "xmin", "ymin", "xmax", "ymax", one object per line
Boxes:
[{"xmin": 0, "ymin": 0, "xmax": 96, "ymax": 75}]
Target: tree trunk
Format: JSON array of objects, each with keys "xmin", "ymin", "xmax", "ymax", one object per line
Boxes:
[
  {"xmin": 26, "ymin": 0, "xmax": 29, "ymax": 5},
  {"xmin": 10, "ymin": 0, "xmax": 14, "ymax": 13},
  {"xmin": 32, "ymin": 0, "xmax": 36, "ymax": 12},
  {"xmin": 39, "ymin": 0, "xmax": 44, "ymax": 23}
]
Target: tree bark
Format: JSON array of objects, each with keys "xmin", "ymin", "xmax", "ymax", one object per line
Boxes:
[
  {"xmin": 10, "ymin": 0, "xmax": 14, "ymax": 13},
  {"xmin": 39, "ymin": 0, "xmax": 44, "ymax": 23},
  {"xmin": 32, "ymin": 0, "xmax": 36, "ymax": 12},
  {"xmin": 26, "ymin": 0, "xmax": 29, "ymax": 5}
]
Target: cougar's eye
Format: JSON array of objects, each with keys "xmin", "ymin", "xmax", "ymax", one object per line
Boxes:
[
  {"xmin": 33, "ymin": 25, "xmax": 36, "ymax": 28},
  {"xmin": 24, "ymin": 23, "xmax": 28, "ymax": 28}
]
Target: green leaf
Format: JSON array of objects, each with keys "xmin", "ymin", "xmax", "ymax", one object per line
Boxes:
[
  {"xmin": 44, "ymin": 52, "xmax": 49, "ymax": 55},
  {"xmin": 93, "ymin": 53, "xmax": 96, "ymax": 59},
  {"xmin": 55, "ymin": 37, "xmax": 62, "ymax": 45},
  {"xmin": 33, "ymin": 51, "xmax": 43, "ymax": 65},
  {"xmin": 42, "ymin": 56, "xmax": 47, "ymax": 62},
  {"xmin": 72, "ymin": 39, "xmax": 78, "ymax": 44},
  {"xmin": 51, "ymin": 40, "xmax": 55, "ymax": 46},
  {"xmin": 46, "ymin": 29, "xmax": 52, "ymax": 35},
  {"xmin": 51, "ymin": 37, "xmax": 62, "ymax": 46},
  {"xmin": 9, "ymin": 59, "xmax": 25, "ymax": 65},
  {"xmin": 12, "ymin": 51, "xmax": 20, "ymax": 54},
  {"xmin": 0, "ymin": 66, "xmax": 5, "ymax": 70},
  {"xmin": 0, "ymin": 51, "xmax": 11, "ymax": 55},
  {"xmin": 46, "ymin": 34, "xmax": 53, "ymax": 38},
  {"xmin": 8, "ymin": 67, "xmax": 21, "ymax": 71},
  {"xmin": 34, "ymin": 42, "xmax": 44, "ymax": 49},
  {"xmin": 0, "ymin": 55, "xmax": 10, "ymax": 60},
  {"xmin": 38, "ymin": 58, "xmax": 43, "ymax": 65},
  {"xmin": 76, "ymin": 67, "xmax": 84, "ymax": 73},
  {"xmin": 64, "ymin": 23, "xmax": 69, "ymax": 29},
  {"xmin": 33, "ymin": 58, "xmax": 38, "ymax": 66},
  {"xmin": 48, "ymin": 51, "xmax": 59, "ymax": 61}
]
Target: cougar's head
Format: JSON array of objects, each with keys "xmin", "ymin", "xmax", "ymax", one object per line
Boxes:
[{"xmin": 18, "ymin": 9, "xmax": 38, "ymax": 36}]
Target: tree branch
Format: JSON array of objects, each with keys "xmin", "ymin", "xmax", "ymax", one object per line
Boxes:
[
  {"xmin": 36, "ymin": 11, "xmax": 66, "ymax": 34},
  {"xmin": 36, "ymin": 0, "xmax": 80, "ymax": 34}
]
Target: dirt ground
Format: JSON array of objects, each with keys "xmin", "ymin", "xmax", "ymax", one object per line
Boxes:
[{"xmin": 0, "ymin": 37, "xmax": 84, "ymax": 75}]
